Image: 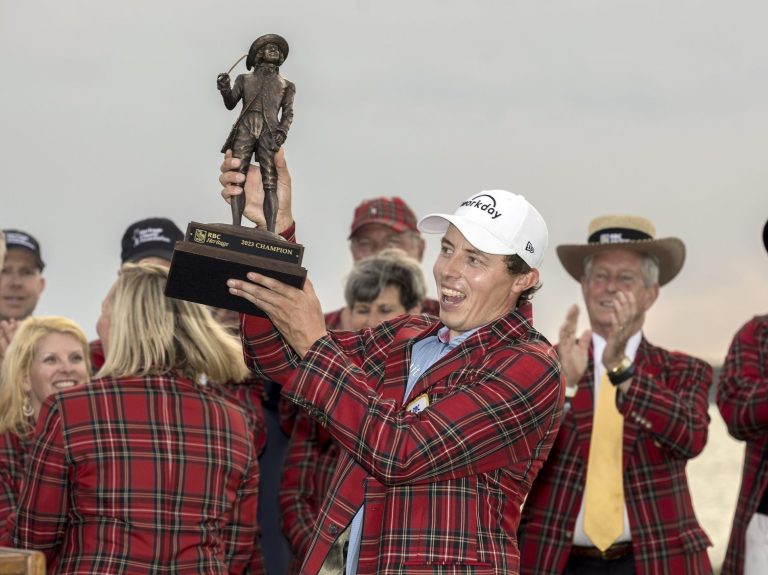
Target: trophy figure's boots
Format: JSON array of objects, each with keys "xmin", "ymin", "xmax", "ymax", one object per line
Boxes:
[
  {"xmin": 263, "ymin": 186, "xmax": 278, "ymax": 234},
  {"xmin": 230, "ymin": 156, "xmax": 251, "ymax": 227},
  {"xmin": 231, "ymin": 194, "xmax": 245, "ymax": 227}
]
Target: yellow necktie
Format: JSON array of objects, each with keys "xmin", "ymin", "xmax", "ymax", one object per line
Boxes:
[{"xmin": 583, "ymin": 372, "xmax": 625, "ymax": 551}]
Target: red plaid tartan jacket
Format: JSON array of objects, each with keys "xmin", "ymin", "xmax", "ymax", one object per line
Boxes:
[
  {"xmin": 280, "ymin": 407, "xmax": 340, "ymax": 573},
  {"xmin": 10, "ymin": 373, "xmax": 264, "ymax": 575},
  {"xmin": 717, "ymin": 314, "xmax": 768, "ymax": 575},
  {"xmin": 519, "ymin": 337, "xmax": 713, "ymax": 574},
  {"xmin": 242, "ymin": 305, "xmax": 563, "ymax": 575},
  {"xmin": 212, "ymin": 376, "xmax": 268, "ymax": 456},
  {"xmin": 279, "ymin": 304, "xmax": 441, "ymax": 573},
  {"xmin": 0, "ymin": 431, "xmax": 30, "ymax": 543},
  {"xmin": 278, "ymin": 308, "xmax": 349, "ymax": 574}
]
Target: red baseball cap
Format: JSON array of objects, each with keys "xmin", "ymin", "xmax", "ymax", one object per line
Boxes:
[{"xmin": 348, "ymin": 197, "xmax": 419, "ymax": 239}]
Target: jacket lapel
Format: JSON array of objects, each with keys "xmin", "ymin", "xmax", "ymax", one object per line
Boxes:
[
  {"xmin": 379, "ymin": 322, "xmax": 438, "ymax": 404},
  {"xmin": 621, "ymin": 338, "xmax": 649, "ymax": 468},
  {"xmin": 570, "ymin": 351, "xmax": 596, "ymax": 461},
  {"xmin": 405, "ymin": 350, "xmax": 470, "ymax": 405}
]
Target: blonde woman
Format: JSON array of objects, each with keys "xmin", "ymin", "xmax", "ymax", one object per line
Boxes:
[
  {"xmin": 0, "ymin": 316, "xmax": 90, "ymax": 540},
  {"xmin": 11, "ymin": 263, "xmax": 264, "ymax": 574}
]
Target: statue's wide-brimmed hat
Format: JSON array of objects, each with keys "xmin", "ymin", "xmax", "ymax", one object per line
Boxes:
[
  {"xmin": 246, "ymin": 34, "xmax": 289, "ymax": 69},
  {"xmin": 556, "ymin": 215, "xmax": 685, "ymax": 286}
]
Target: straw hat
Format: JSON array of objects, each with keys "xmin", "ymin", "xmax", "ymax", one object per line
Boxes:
[{"xmin": 556, "ymin": 215, "xmax": 685, "ymax": 286}]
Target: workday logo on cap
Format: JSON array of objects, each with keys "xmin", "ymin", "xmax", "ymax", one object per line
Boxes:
[
  {"xmin": 418, "ymin": 189, "xmax": 549, "ymax": 268},
  {"xmin": 460, "ymin": 194, "xmax": 504, "ymax": 220}
]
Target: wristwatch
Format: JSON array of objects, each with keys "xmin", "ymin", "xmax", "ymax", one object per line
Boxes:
[{"xmin": 606, "ymin": 356, "xmax": 636, "ymax": 386}]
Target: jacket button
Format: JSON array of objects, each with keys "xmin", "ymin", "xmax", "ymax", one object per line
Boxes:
[{"xmin": 328, "ymin": 524, "xmax": 339, "ymax": 536}]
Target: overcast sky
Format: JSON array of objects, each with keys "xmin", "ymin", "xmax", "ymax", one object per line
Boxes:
[{"xmin": 1, "ymin": 0, "xmax": 766, "ymax": 364}]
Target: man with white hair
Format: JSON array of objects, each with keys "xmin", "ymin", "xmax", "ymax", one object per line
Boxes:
[
  {"xmin": 226, "ymin": 186, "xmax": 563, "ymax": 575},
  {"xmin": 519, "ymin": 215, "xmax": 713, "ymax": 574}
]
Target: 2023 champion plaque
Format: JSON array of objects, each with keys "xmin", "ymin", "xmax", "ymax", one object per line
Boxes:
[{"xmin": 165, "ymin": 222, "xmax": 306, "ymax": 317}]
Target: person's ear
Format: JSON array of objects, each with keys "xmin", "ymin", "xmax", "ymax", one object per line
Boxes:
[
  {"xmin": 512, "ymin": 269, "xmax": 540, "ymax": 294},
  {"xmin": 640, "ymin": 283, "xmax": 659, "ymax": 312},
  {"xmin": 416, "ymin": 236, "xmax": 426, "ymax": 262}
]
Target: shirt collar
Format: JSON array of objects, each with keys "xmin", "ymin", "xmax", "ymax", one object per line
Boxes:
[{"xmin": 437, "ymin": 325, "xmax": 480, "ymax": 348}]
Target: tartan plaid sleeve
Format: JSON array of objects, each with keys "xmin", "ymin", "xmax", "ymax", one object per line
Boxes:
[
  {"xmin": 0, "ymin": 469, "xmax": 12, "ymax": 545},
  {"xmin": 717, "ymin": 315, "xmax": 768, "ymax": 441},
  {"xmin": 211, "ymin": 378, "xmax": 268, "ymax": 456},
  {"xmin": 283, "ymin": 322, "xmax": 563, "ymax": 486},
  {"xmin": 10, "ymin": 399, "xmax": 68, "ymax": 565},
  {"xmin": 616, "ymin": 349, "xmax": 712, "ymax": 459},
  {"xmin": 279, "ymin": 409, "xmax": 325, "ymax": 559},
  {"xmin": 238, "ymin": 220, "xmax": 301, "ymax": 382},
  {"xmin": 0, "ymin": 432, "xmax": 25, "ymax": 545},
  {"xmin": 240, "ymin": 313, "xmax": 302, "ymax": 384},
  {"xmin": 222, "ymin": 433, "xmax": 263, "ymax": 575}
]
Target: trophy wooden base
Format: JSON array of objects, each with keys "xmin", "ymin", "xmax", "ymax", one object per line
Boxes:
[{"xmin": 165, "ymin": 222, "xmax": 306, "ymax": 317}]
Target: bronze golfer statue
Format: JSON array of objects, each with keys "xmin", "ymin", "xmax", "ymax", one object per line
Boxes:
[
  {"xmin": 164, "ymin": 33, "xmax": 304, "ymax": 315},
  {"xmin": 217, "ymin": 34, "xmax": 295, "ymax": 233}
]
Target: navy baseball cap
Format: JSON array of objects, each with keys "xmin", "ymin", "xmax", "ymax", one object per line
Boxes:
[
  {"xmin": 2, "ymin": 229, "xmax": 45, "ymax": 270},
  {"xmin": 120, "ymin": 218, "xmax": 183, "ymax": 263}
]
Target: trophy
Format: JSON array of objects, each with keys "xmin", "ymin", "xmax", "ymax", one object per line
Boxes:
[{"xmin": 165, "ymin": 34, "xmax": 305, "ymax": 316}]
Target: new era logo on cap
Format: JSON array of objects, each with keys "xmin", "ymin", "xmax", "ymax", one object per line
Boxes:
[{"xmin": 417, "ymin": 189, "xmax": 549, "ymax": 268}]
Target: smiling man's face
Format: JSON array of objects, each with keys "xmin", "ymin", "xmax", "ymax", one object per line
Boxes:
[
  {"xmin": 0, "ymin": 249, "xmax": 45, "ymax": 321},
  {"xmin": 432, "ymin": 225, "xmax": 521, "ymax": 340}
]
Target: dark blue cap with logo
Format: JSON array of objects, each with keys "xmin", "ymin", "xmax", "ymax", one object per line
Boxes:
[
  {"xmin": 2, "ymin": 229, "xmax": 45, "ymax": 270},
  {"xmin": 120, "ymin": 218, "xmax": 183, "ymax": 263}
]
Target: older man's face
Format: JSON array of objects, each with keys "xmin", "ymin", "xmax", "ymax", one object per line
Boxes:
[
  {"xmin": 433, "ymin": 225, "xmax": 519, "ymax": 340},
  {"xmin": 349, "ymin": 223, "xmax": 425, "ymax": 262},
  {"xmin": 581, "ymin": 249, "xmax": 658, "ymax": 337}
]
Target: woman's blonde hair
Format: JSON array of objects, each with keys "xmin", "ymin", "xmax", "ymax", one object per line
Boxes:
[
  {"xmin": 97, "ymin": 263, "xmax": 249, "ymax": 383},
  {"xmin": 0, "ymin": 316, "xmax": 90, "ymax": 436}
]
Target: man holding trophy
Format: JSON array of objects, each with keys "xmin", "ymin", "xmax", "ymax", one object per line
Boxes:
[{"xmin": 221, "ymin": 152, "xmax": 564, "ymax": 574}]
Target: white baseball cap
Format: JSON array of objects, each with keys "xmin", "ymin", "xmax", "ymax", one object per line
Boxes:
[{"xmin": 418, "ymin": 190, "xmax": 548, "ymax": 268}]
